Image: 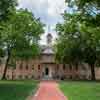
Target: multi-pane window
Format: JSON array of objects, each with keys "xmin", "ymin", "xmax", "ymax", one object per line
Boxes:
[
  {"xmin": 32, "ymin": 64, "xmax": 34, "ymax": 70},
  {"xmin": 7, "ymin": 75, "xmax": 9, "ymax": 79},
  {"xmin": 25, "ymin": 75, "xmax": 28, "ymax": 79},
  {"xmin": 20, "ymin": 62, "xmax": 23, "ymax": 70},
  {"xmin": 63, "ymin": 64, "xmax": 66, "ymax": 70},
  {"xmin": 57, "ymin": 64, "xmax": 59, "ymax": 70},
  {"xmin": 19, "ymin": 75, "xmax": 22, "ymax": 79},
  {"xmin": 26, "ymin": 64, "xmax": 28, "ymax": 70},
  {"xmin": 38, "ymin": 65, "xmax": 40, "ymax": 70},
  {"xmin": 75, "ymin": 65, "xmax": 78, "ymax": 71},
  {"xmin": 31, "ymin": 75, "xmax": 34, "ymax": 79},
  {"xmin": 82, "ymin": 65, "xmax": 87, "ymax": 71},
  {"xmin": 69, "ymin": 64, "xmax": 72, "ymax": 70}
]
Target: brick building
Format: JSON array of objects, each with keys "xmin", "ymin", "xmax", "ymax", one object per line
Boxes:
[{"xmin": 0, "ymin": 33, "xmax": 100, "ymax": 80}]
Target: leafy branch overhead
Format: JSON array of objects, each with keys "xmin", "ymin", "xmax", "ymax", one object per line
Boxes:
[{"xmin": 0, "ymin": 0, "xmax": 17, "ymax": 21}]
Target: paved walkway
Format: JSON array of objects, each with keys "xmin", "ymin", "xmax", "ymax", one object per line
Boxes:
[{"xmin": 32, "ymin": 81, "xmax": 67, "ymax": 100}]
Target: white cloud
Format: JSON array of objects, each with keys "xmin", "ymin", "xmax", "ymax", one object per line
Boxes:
[
  {"xmin": 18, "ymin": 0, "xmax": 65, "ymax": 24},
  {"xmin": 18, "ymin": 0, "xmax": 66, "ymax": 44},
  {"xmin": 48, "ymin": 0, "xmax": 65, "ymax": 15}
]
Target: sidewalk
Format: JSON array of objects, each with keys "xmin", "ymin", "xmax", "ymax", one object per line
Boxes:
[{"xmin": 32, "ymin": 81, "xmax": 67, "ymax": 100}]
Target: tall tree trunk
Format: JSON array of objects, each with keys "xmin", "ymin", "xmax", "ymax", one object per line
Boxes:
[
  {"xmin": 2, "ymin": 49, "xmax": 11, "ymax": 80},
  {"xmin": 12, "ymin": 70, "xmax": 14, "ymax": 80},
  {"xmin": 90, "ymin": 64, "xmax": 96, "ymax": 80}
]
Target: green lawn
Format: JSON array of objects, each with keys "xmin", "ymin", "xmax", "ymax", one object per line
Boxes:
[
  {"xmin": 60, "ymin": 81, "xmax": 100, "ymax": 100},
  {"xmin": 0, "ymin": 80, "xmax": 38, "ymax": 100}
]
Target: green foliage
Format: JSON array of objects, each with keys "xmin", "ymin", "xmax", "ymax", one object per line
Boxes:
[
  {"xmin": 0, "ymin": 8, "xmax": 44, "ymax": 79},
  {"xmin": 12, "ymin": 44, "xmax": 41, "ymax": 59},
  {"xmin": 55, "ymin": 0, "xmax": 100, "ymax": 80},
  {"xmin": 56, "ymin": 13, "xmax": 82, "ymax": 65},
  {"xmin": 65, "ymin": 0, "xmax": 100, "ymax": 27},
  {"xmin": 0, "ymin": 9, "xmax": 44, "ymax": 59},
  {"xmin": 0, "ymin": 0, "xmax": 17, "ymax": 21},
  {"xmin": 0, "ymin": 48, "xmax": 5, "ymax": 57}
]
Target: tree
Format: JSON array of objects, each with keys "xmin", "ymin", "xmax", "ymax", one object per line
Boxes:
[
  {"xmin": 0, "ymin": 9, "xmax": 44, "ymax": 79},
  {"xmin": 79, "ymin": 24, "xmax": 100, "ymax": 80},
  {"xmin": 56, "ymin": 14, "xmax": 82, "ymax": 71},
  {"xmin": 0, "ymin": 0, "xmax": 17, "ymax": 59},
  {"xmin": 66, "ymin": 0, "xmax": 100, "ymax": 80},
  {"xmin": 65, "ymin": 0, "xmax": 100, "ymax": 27},
  {"xmin": 55, "ymin": 0, "xmax": 100, "ymax": 80},
  {"xmin": 0, "ymin": 0, "xmax": 17, "ymax": 21}
]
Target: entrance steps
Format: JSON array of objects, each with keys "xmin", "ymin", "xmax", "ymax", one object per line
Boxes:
[
  {"xmin": 42, "ymin": 76, "xmax": 53, "ymax": 80},
  {"xmin": 41, "ymin": 76, "xmax": 59, "ymax": 82}
]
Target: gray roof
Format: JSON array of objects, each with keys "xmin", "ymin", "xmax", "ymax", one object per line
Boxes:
[{"xmin": 41, "ymin": 46, "xmax": 54, "ymax": 55}]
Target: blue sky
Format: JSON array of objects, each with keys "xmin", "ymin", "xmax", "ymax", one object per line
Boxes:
[{"xmin": 18, "ymin": 0, "xmax": 66, "ymax": 44}]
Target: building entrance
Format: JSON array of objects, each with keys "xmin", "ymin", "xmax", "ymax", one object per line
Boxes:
[{"xmin": 45, "ymin": 67, "xmax": 49, "ymax": 76}]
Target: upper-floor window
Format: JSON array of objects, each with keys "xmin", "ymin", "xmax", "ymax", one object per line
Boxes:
[
  {"xmin": 32, "ymin": 65, "xmax": 34, "ymax": 70},
  {"xmin": 38, "ymin": 65, "xmax": 40, "ymax": 70},
  {"xmin": 26, "ymin": 64, "xmax": 28, "ymax": 70},
  {"xmin": 20, "ymin": 62, "xmax": 23, "ymax": 70}
]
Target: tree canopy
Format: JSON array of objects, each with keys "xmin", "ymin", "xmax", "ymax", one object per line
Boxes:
[
  {"xmin": 0, "ymin": 0, "xmax": 17, "ymax": 21},
  {"xmin": 0, "ymin": 9, "xmax": 44, "ymax": 79},
  {"xmin": 55, "ymin": 0, "xmax": 100, "ymax": 80}
]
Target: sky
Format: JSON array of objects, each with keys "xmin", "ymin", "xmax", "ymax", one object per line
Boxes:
[{"xmin": 18, "ymin": 0, "xmax": 66, "ymax": 44}]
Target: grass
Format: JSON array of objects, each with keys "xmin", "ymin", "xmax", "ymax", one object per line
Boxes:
[
  {"xmin": 0, "ymin": 80, "xmax": 38, "ymax": 100},
  {"xmin": 60, "ymin": 81, "xmax": 100, "ymax": 100}
]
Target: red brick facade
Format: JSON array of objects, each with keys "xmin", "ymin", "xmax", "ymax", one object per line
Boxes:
[
  {"xmin": 0, "ymin": 33, "xmax": 100, "ymax": 80},
  {"xmin": 0, "ymin": 54, "xmax": 100, "ymax": 80}
]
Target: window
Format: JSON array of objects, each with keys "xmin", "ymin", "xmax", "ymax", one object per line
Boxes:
[
  {"xmin": 57, "ymin": 64, "xmax": 59, "ymax": 70},
  {"xmin": 19, "ymin": 75, "xmax": 22, "ymax": 79},
  {"xmin": 26, "ymin": 64, "xmax": 28, "ymax": 70},
  {"xmin": 32, "ymin": 65, "xmax": 34, "ymax": 70},
  {"xmin": 75, "ymin": 66, "xmax": 78, "ymax": 71},
  {"xmin": 69, "ymin": 64, "xmax": 72, "ymax": 70},
  {"xmin": 82, "ymin": 65, "xmax": 87, "ymax": 71},
  {"xmin": 31, "ymin": 75, "xmax": 34, "ymax": 79},
  {"xmin": 25, "ymin": 75, "xmax": 28, "ymax": 79},
  {"xmin": 38, "ymin": 65, "xmax": 40, "ymax": 70},
  {"xmin": 63, "ymin": 64, "xmax": 66, "ymax": 70},
  {"xmin": 70, "ymin": 75, "xmax": 72, "ymax": 79},
  {"xmin": 7, "ymin": 75, "xmax": 9, "ymax": 79},
  {"xmin": 12, "ymin": 75, "xmax": 15, "ymax": 80},
  {"xmin": 20, "ymin": 62, "xmax": 23, "ymax": 70},
  {"xmin": 0, "ymin": 59, "xmax": 2, "ymax": 65}
]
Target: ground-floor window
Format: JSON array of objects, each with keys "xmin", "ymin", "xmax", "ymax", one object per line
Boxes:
[{"xmin": 63, "ymin": 64, "xmax": 66, "ymax": 70}]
